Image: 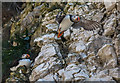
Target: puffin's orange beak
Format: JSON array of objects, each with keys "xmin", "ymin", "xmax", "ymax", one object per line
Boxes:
[
  {"xmin": 75, "ymin": 16, "xmax": 80, "ymax": 21},
  {"xmin": 57, "ymin": 29, "xmax": 64, "ymax": 38},
  {"xmin": 27, "ymin": 54, "xmax": 30, "ymax": 58}
]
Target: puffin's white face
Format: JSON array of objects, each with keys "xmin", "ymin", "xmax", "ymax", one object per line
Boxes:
[
  {"xmin": 22, "ymin": 54, "xmax": 30, "ymax": 59},
  {"xmin": 71, "ymin": 15, "xmax": 80, "ymax": 22}
]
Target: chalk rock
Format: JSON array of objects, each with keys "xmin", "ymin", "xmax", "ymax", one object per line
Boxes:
[
  {"xmin": 114, "ymin": 34, "xmax": 120, "ymax": 64},
  {"xmin": 97, "ymin": 44, "xmax": 117, "ymax": 69},
  {"xmin": 57, "ymin": 63, "xmax": 89, "ymax": 81},
  {"xmin": 93, "ymin": 12, "xmax": 104, "ymax": 22},
  {"xmin": 34, "ymin": 33, "xmax": 55, "ymax": 47},
  {"xmin": 29, "ymin": 43, "xmax": 62, "ymax": 81},
  {"xmin": 29, "ymin": 63, "xmax": 49, "ymax": 81},
  {"xmin": 85, "ymin": 52, "xmax": 100, "ymax": 73},
  {"xmin": 35, "ymin": 74, "xmax": 55, "ymax": 82},
  {"xmin": 66, "ymin": 53, "xmax": 80, "ymax": 64},
  {"xmin": 114, "ymin": 34, "xmax": 120, "ymax": 56},
  {"xmin": 117, "ymin": 1, "xmax": 120, "ymax": 12},
  {"xmin": 33, "ymin": 4, "xmax": 46, "ymax": 16},
  {"xmin": 65, "ymin": 53, "xmax": 87, "ymax": 65},
  {"xmin": 58, "ymin": 64, "xmax": 80, "ymax": 81},
  {"xmin": 87, "ymin": 36, "xmax": 112, "ymax": 54},
  {"xmin": 69, "ymin": 40, "xmax": 86, "ymax": 53},
  {"xmin": 87, "ymin": 69, "xmax": 114, "ymax": 81},
  {"xmin": 46, "ymin": 24, "xmax": 58, "ymax": 32},
  {"xmin": 71, "ymin": 28, "xmax": 94, "ymax": 43},
  {"xmin": 104, "ymin": 0, "xmax": 116, "ymax": 11},
  {"xmin": 109, "ymin": 67, "xmax": 120, "ymax": 81},
  {"xmin": 74, "ymin": 69, "xmax": 89, "ymax": 81},
  {"xmin": 42, "ymin": 9, "xmax": 61, "ymax": 26},
  {"xmin": 34, "ymin": 43, "xmax": 61, "ymax": 65},
  {"xmin": 103, "ymin": 17, "xmax": 116, "ymax": 36}
]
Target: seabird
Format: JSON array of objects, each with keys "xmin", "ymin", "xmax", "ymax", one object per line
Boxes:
[
  {"xmin": 10, "ymin": 54, "xmax": 31, "ymax": 71},
  {"xmin": 56, "ymin": 12, "xmax": 104, "ymax": 38}
]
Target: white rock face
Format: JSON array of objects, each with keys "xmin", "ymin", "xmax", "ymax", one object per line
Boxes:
[
  {"xmin": 114, "ymin": 35, "xmax": 120, "ymax": 64},
  {"xmin": 34, "ymin": 33, "xmax": 56, "ymax": 48},
  {"xmin": 114, "ymin": 35, "xmax": 120, "ymax": 56},
  {"xmin": 34, "ymin": 43, "xmax": 61, "ymax": 65},
  {"xmin": 42, "ymin": 9, "xmax": 61, "ymax": 26},
  {"xmin": 69, "ymin": 41, "xmax": 86, "ymax": 53},
  {"xmin": 36, "ymin": 74, "xmax": 55, "ymax": 82},
  {"xmin": 88, "ymin": 67, "xmax": 120, "ymax": 81},
  {"xmin": 70, "ymin": 28, "xmax": 94, "ymax": 43},
  {"xmin": 87, "ymin": 36, "xmax": 112, "ymax": 54},
  {"xmin": 93, "ymin": 13, "xmax": 104, "ymax": 22},
  {"xmin": 76, "ymin": 42, "xmax": 86, "ymax": 52},
  {"xmin": 46, "ymin": 24, "xmax": 58, "ymax": 31},
  {"xmin": 85, "ymin": 52, "xmax": 100, "ymax": 73},
  {"xmin": 66, "ymin": 53, "xmax": 83, "ymax": 64},
  {"xmin": 29, "ymin": 63, "xmax": 48, "ymax": 81},
  {"xmin": 34, "ymin": 33, "xmax": 55, "ymax": 42},
  {"xmin": 35, "ymin": 79, "xmax": 46, "ymax": 82},
  {"xmin": 103, "ymin": 17, "xmax": 116, "ymax": 36},
  {"xmin": 88, "ymin": 76, "xmax": 114, "ymax": 81},
  {"xmin": 97, "ymin": 44, "xmax": 117, "ymax": 68},
  {"xmin": 104, "ymin": 0, "xmax": 116, "ymax": 10},
  {"xmin": 74, "ymin": 70, "xmax": 89, "ymax": 81},
  {"xmin": 109, "ymin": 67, "xmax": 120, "ymax": 81},
  {"xmin": 57, "ymin": 63, "xmax": 89, "ymax": 81},
  {"xmin": 29, "ymin": 43, "xmax": 62, "ymax": 81},
  {"xmin": 87, "ymin": 69, "xmax": 114, "ymax": 81}
]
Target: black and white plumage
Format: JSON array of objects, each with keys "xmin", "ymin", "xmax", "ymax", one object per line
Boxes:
[
  {"xmin": 10, "ymin": 54, "xmax": 31, "ymax": 71},
  {"xmin": 56, "ymin": 12, "xmax": 104, "ymax": 38}
]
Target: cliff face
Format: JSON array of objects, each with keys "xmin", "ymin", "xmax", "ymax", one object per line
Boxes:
[{"xmin": 4, "ymin": 1, "xmax": 120, "ymax": 82}]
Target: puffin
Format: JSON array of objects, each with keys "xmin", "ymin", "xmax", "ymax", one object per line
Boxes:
[
  {"xmin": 10, "ymin": 54, "xmax": 31, "ymax": 71},
  {"xmin": 56, "ymin": 12, "xmax": 104, "ymax": 38}
]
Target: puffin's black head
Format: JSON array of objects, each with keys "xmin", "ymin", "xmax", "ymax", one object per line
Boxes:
[{"xmin": 70, "ymin": 15, "xmax": 81, "ymax": 22}]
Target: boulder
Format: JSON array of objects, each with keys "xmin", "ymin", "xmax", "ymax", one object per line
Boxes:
[
  {"xmin": 93, "ymin": 12, "xmax": 104, "ymax": 22},
  {"xmin": 34, "ymin": 33, "xmax": 56, "ymax": 47},
  {"xmin": 46, "ymin": 24, "xmax": 58, "ymax": 32},
  {"xmin": 109, "ymin": 67, "xmax": 120, "ymax": 81},
  {"xmin": 29, "ymin": 43, "xmax": 62, "ymax": 81},
  {"xmin": 57, "ymin": 63, "xmax": 89, "ymax": 81},
  {"xmin": 104, "ymin": 0, "xmax": 116, "ymax": 12},
  {"xmin": 87, "ymin": 36, "xmax": 112, "ymax": 54},
  {"xmin": 114, "ymin": 35, "xmax": 120, "ymax": 64},
  {"xmin": 114, "ymin": 34, "xmax": 120, "ymax": 57},
  {"xmin": 103, "ymin": 16, "xmax": 116, "ymax": 37},
  {"xmin": 66, "ymin": 53, "xmax": 87, "ymax": 65},
  {"xmin": 97, "ymin": 44, "xmax": 117, "ymax": 69},
  {"xmin": 87, "ymin": 69, "xmax": 114, "ymax": 81},
  {"xmin": 85, "ymin": 52, "xmax": 101, "ymax": 73},
  {"xmin": 69, "ymin": 40, "xmax": 86, "ymax": 53},
  {"xmin": 34, "ymin": 43, "xmax": 61, "ymax": 65},
  {"xmin": 35, "ymin": 74, "xmax": 55, "ymax": 82}
]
